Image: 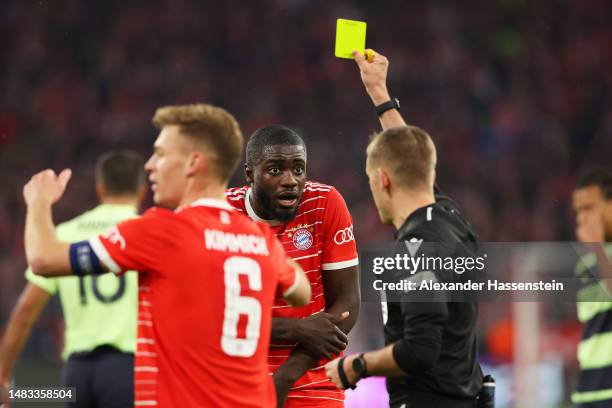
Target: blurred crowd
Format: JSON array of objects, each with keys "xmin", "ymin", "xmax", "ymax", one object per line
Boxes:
[{"xmin": 0, "ymin": 0, "xmax": 610, "ymax": 399}]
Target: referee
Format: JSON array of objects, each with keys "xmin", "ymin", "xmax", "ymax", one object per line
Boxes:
[
  {"xmin": 325, "ymin": 50, "xmax": 484, "ymax": 407},
  {"xmin": 0, "ymin": 150, "xmax": 146, "ymax": 408}
]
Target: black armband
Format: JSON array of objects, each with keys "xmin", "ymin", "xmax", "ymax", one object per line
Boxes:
[{"xmin": 69, "ymin": 240, "xmax": 104, "ymax": 276}]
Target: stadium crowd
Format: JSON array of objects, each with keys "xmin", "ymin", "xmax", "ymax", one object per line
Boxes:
[{"xmin": 0, "ymin": 0, "xmax": 611, "ymax": 403}]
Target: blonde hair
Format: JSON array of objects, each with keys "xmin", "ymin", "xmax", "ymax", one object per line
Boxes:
[
  {"xmin": 153, "ymin": 103, "xmax": 243, "ymax": 181},
  {"xmin": 367, "ymin": 125, "xmax": 437, "ymax": 190}
]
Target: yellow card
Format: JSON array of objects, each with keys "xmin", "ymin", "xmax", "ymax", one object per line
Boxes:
[{"xmin": 335, "ymin": 18, "xmax": 367, "ymax": 59}]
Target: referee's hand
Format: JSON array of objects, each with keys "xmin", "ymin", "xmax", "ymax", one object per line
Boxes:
[
  {"xmin": 324, "ymin": 354, "xmax": 359, "ymax": 390},
  {"xmin": 352, "ymin": 49, "xmax": 390, "ymax": 106}
]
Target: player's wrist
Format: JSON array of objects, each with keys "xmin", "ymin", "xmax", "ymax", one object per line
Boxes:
[
  {"xmin": 292, "ymin": 318, "xmax": 307, "ymax": 342},
  {"xmin": 291, "ymin": 346, "xmax": 318, "ymax": 364},
  {"xmin": 27, "ymin": 199, "xmax": 51, "ymax": 210},
  {"xmin": 276, "ymin": 354, "xmax": 311, "ymax": 383},
  {"xmin": 273, "ymin": 366, "xmax": 297, "ymax": 383}
]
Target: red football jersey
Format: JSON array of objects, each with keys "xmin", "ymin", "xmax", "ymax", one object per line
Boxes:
[
  {"xmin": 226, "ymin": 181, "xmax": 358, "ymax": 404},
  {"xmin": 88, "ymin": 199, "xmax": 299, "ymax": 408}
]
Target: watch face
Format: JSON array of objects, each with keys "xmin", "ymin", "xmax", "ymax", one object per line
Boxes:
[{"xmin": 394, "ymin": 98, "xmax": 400, "ymax": 109}]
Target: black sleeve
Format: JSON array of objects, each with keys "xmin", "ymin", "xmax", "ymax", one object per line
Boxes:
[
  {"xmin": 391, "ymin": 229, "xmax": 449, "ymax": 374},
  {"xmin": 392, "ymin": 301, "xmax": 448, "ymax": 373}
]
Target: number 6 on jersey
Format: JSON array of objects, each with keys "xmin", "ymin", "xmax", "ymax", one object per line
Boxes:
[{"xmin": 221, "ymin": 256, "xmax": 262, "ymax": 357}]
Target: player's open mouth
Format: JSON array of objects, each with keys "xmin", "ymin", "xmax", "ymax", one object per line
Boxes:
[{"xmin": 276, "ymin": 192, "xmax": 299, "ymax": 208}]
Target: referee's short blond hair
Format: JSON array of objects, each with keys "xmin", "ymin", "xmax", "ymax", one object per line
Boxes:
[{"xmin": 366, "ymin": 125, "xmax": 437, "ymax": 190}]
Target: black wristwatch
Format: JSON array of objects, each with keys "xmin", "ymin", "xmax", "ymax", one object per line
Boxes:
[
  {"xmin": 375, "ymin": 97, "xmax": 400, "ymax": 117},
  {"xmin": 352, "ymin": 353, "xmax": 369, "ymax": 379}
]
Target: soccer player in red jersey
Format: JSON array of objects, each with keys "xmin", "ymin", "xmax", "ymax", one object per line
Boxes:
[
  {"xmin": 226, "ymin": 125, "xmax": 360, "ymax": 407},
  {"xmin": 22, "ymin": 104, "xmax": 311, "ymax": 408}
]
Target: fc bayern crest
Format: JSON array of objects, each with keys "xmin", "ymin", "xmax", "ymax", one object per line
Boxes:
[{"xmin": 292, "ymin": 228, "xmax": 313, "ymax": 250}]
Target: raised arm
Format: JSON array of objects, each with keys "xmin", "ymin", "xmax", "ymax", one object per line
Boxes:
[
  {"xmin": 23, "ymin": 169, "xmax": 74, "ymax": 276},
  {"xmin": 353, "ymin": 50, "xmax": 406, "ymax": 130},
  {"xmin": 23, "ymin": 169, "xmax": 117, "ymax": 278}
]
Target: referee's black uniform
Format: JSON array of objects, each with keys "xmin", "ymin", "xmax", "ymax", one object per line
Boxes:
[{"xmin": 384, "ymin": 188, "xmax": 483, "ymax": 408}]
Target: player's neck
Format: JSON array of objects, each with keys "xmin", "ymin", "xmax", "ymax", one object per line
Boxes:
[
  {"xmin": 245, "ymin": 189, "xmax": 284, "ymax": 226},
  {"xmin": 391, "ymin": 189, "xmax": 435, "ymax": 230},
  {"xmin": 179, "ymin": 181, "xmax": 227, "ymax": 208}
]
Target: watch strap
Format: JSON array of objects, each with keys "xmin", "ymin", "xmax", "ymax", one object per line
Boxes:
[
  {"xmin": 354, "ymin": 353, "xmax": 369, "ymax": 378},
  {"xmin": 375, "ymin": 98, "xmax": 400, "ymax": 117}
]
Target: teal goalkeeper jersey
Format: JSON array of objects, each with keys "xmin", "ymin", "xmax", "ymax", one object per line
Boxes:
[
  {"xmin": 573, "ymin": 244, "xmax": 612, "ymax": 405},
  {"xmin": 25, "ymin": 204, "xmax": 138, "ymax": 360}
]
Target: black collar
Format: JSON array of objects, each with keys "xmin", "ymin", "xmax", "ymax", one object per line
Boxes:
[{"xmin": 394, "ymin": 204, "xmax": 433, "ymax": 241}]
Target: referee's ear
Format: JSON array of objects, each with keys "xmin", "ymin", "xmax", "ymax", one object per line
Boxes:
[{"xmin": 378, "ymin": 168, "xmax": 392, "ymax": 195}]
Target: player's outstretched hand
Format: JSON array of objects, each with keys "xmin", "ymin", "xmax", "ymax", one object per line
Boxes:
[
  {"xmin": 352, "ymin": 49, "xmax": 390, "ymax": 105},
  {"xmin": 23, "ymin": 169, "xmax": 72, "ymax": 207},
  {"xmin": 295, "ymin": 312, "xmax": 349, "ymax": 360}
]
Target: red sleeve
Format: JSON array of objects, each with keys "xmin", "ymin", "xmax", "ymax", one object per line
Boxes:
[
  {"xmin": 320, "ymin": 187, "xmax": 359, "ymax": 271},
  {"xmin": 225, "ymin": 187, "xmax": 248, "ymax": 212},
  {"xmin": 88, "ymin": 208, "xmax": 175, "ymax": 275},
  {"xmin": 262, "ymin": 225, "xmax": 299, "ymax": 298}
]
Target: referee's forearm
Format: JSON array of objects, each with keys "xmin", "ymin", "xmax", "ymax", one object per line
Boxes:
[
  {"xmin": 378, "ymin": 109, "xmax": 406, "ymax": 130},
  {"xmin": 362, "ymin": 344, "xmax": 406, "ymax": 377}
]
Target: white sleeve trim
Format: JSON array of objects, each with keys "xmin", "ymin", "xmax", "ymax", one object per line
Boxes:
[
  {"xmin": 282, "ymin": 267, "xmax": 302, "ymax": 298},
  {"xmin": 89, "ymin": 236, "xmax": 122, "ymax": 274},
  {"xmin": 321, "ymin": 257, "xmax": 359, "ymax": 271}
]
